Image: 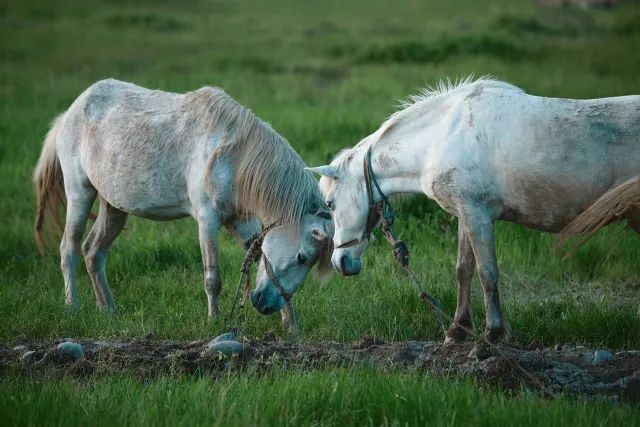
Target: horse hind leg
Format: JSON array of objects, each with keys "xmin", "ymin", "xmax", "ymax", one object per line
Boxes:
[
  {"xmin": 445, "ymin": 221, "xmax": 477, "ymax": 344},
  {"xmin": 60, "ymin": 187, "xmax": 97, "ymax": 308},
  {"xmin": 82, "ymin": 197, "xmax": 128, "ymax": 311},
  {"xmin": 460, "ymin": 211, "xmax": 509, "ymax": 343}
]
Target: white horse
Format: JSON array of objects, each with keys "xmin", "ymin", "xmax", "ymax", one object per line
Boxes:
[
  {"xmin": 34, "ymin": 79, "xmax": 334, "ymax": 333},
  {"xmin": 310, "ymin": 77, "xmax": 639, "ymax": 343}
]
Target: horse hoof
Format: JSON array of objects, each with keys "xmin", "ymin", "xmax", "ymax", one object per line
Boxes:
[
  {"xmin": 65, "ymin": 301, "xmax": 80, "ymax": 310},
  {"xmin": 484, "ymin": 327, "xmax": 509, "ymax": 344},
  {"xmin": 445, "ymin": 323, "xmax": 476, "ymax": 344}
]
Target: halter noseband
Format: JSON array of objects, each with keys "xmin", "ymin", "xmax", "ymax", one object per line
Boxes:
[{"xmin": 336, "ymin": 146, "xmax": 395, "ymax": 249}]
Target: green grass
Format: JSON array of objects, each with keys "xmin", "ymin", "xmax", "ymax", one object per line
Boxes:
[
  {"xmin": 1, "ymin": 0, "xmax": 640, "ymax": 424},
  {"xmin": 2, "ymin": 368, "xmax": 638, "ymax": 427}
]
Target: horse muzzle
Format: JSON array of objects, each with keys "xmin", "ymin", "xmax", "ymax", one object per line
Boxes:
[
  {"xmin": 250, "ymin": 286, "xmax": 285, "ymax": 315},
  {"xmin": 333, "ymin": 251, "xmax": 362, "ymax": 276}
]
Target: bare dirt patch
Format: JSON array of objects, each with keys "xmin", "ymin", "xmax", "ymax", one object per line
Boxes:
[{"xmin": 2, "ymin": 336, "xmax": 639, "ymax": 403}]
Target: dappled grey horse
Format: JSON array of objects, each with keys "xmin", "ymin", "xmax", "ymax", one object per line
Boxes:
[
  {"xmin": 34, "ymin": 79, "xmax": 333, "ymax": 333},
  {"xmin": 311, "ymin": 77, "xmax": 639, "ymax": 343}
]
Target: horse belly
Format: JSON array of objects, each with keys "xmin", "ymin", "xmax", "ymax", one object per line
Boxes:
[
  {"xmin": 90, "ymin": 170, "xmax": 191, "ymax": 220},
  {"xmin": 79, "ymin": 130, "xmax": 193, "ymax": 220}
]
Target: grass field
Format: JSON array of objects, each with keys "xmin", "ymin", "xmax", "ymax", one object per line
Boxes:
[{"xmin": 1, "ymin": 0, "xmax": 640, "ymax": 425}]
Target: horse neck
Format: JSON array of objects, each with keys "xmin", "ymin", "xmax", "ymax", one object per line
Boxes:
[
  {"xmin": 225, "ymin": 215, "xmax": 262, "ymax": 245},
  {"xmin": 358, "ymin": 137, "xmax": 427, "ymax": 198}
]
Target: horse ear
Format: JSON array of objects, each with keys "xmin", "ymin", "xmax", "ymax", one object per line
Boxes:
[{"xmin": 306, "ymin": 165, "xmax": 340, "ymax": 179}]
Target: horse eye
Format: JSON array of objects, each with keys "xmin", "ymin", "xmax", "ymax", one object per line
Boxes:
[
  {"xmin": 326, "ymin": 201, "xmax": 334, "ymax": 211},
  {"xmin": 296, "ymin": 253, "xmax": 307, "ymax": 265}
]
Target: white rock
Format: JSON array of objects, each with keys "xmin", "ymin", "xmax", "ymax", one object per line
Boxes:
[
  {"xmin": 13, "ymin": 345, "xmax": 27, "ymax": 352},
  {"xmin": 208, "ymin": 332, "xmax": 237, "ymax": 346},
  {"xmin": 57, "ymin": 341, "xmax": 84, "ymax": 361},
  {"xmin": 207, "ymin": 340, "xmax": 244, "ymax": 356},
  {"xmin": 592, "ymin": 350, "xmax": 613, "ymax": 365}
]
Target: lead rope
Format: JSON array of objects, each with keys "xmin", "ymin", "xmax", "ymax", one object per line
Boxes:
[
  {"xmin": 225, "ymin": 224, "xmax": 276, "ymax": 334},
  {"xmin": 365, "ymin": 148, "xmax": 552, "ymax": 396},
  {"xmin": 379, "ymin": 213, "xmax": 553, "ymax": 396}
]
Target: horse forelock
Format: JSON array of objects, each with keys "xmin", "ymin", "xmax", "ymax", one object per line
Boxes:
[{"xmin": 200, "ymin": 89, "xmax": 321, "ymax": 231}]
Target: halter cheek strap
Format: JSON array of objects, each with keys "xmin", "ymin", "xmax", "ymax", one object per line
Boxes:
[
  {"xmin": 239, "ymin": 223, "xmax": 292, "ymax": 304},
  {"xmin": 336, "ymin": 147, "xmax": 392, "ymax": 249},
  {"xmin": 261, "ymin": 253, "xmax": 291, "ymax": 301}
]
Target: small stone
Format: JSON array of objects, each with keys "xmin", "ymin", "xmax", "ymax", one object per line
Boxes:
[
  {"xmin": 56, "ymin": 341, "xmax": 84, "ymax": 361},
  {"xmin": 207, "ymin": 340, "xmax": 244, "ymax": 356},
  {"xmin": 13, "ymin": 345, "xmax": 27, "ymax": 352},
  {"xmin": 208, "ymin": 332, "xmax": 238, "ymax": 346},
  {"xmin": 554, "ymin": 344, "xmax": 563, "ymax": 351},
  {"xmin": 592, "ymin": 350, "xmax": 613, "ymax": 365},
  {"xmin": 21, "ymin": 351, "xmax": 37, "ymax": 365}
]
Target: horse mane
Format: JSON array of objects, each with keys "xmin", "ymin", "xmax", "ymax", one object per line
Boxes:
[
  {"xmin": 330, "ymin": 76, "xmax": 523, "ymax": 171},
  {"xmin": 195, "ymin": 87, "xmax": 323, "ymax": 231}
]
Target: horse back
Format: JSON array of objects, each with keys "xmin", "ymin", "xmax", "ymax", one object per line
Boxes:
[
  {"xmin": 437, "ymin": 88, "xmax": 639, "ymax": 231},
  {"xmin": 60, "ymin": 79, "xmax": 214, "ymax": 219}
]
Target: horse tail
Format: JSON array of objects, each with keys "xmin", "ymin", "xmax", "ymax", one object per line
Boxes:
[
  {"xmin": 33, "ymin": 114, "xmax": 66, "ymax": 255},
  {"xmin": 557, "ymin": 176, "xmax": 640, "ymax": 257}
]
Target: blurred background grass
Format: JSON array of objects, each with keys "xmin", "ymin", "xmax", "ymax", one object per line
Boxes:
[
  {"xmin": 2, "ymin": 1, "xmax": 640, "ymax": 425},
  {"xmin": 1, "ymin": 0, "xmax": 639, "ymax": 349}
]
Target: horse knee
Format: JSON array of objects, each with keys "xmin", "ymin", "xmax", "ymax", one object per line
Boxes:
[
  {"xmin": 60, "ymin": 251, "xmax": 77, "ymax": 272},
  {"xmin": 83, "ymin": 247, "xmax": 105, "ymax": 274}
]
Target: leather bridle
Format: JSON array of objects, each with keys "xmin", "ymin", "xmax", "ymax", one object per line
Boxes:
[
  {"xmin": 261, "ymin": 251, "xmax": 291, "ymax": 301},
  {"xmin": 242, "ymin": 209, "xmax": 332, "ymax": 303},
  {"xmin": 335, "ymin": 146, "xmax": 409, "ymax": 266}
]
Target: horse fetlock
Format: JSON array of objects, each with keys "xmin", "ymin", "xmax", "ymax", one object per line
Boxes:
[
  {"xmin": 96, "ymin": 298, "xmax": 117, "ymax": 311},
  {"xmin": 64, "ymin": 298, "xmax": 80, "ymax": 310},
  {"xmin": 207, "ymin": 298, "xmax": 219, "ymax": 317}
]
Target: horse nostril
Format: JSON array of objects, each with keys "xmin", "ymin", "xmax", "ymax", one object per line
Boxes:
[
  {"xmin": 340, "ymin": 255, "xmax": 348, "ymax": 274},
  {"xmin": 340, "ymin": 254, "xmax": 361, "ymax": 276}
]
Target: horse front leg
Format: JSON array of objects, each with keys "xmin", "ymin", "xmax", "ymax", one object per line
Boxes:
[
  {"xmin": 460, "ymin": 212, "xmax": 508, "ymax": 343},
  {"xmin": 445, "ymin": 221, "xmax": 476, "ymax": 343},
  {"xmin": 197, "ymin": 214, "xmax": 222, "ymax": 317},
  {"xmin": 280, "ymin": 301, "xmax": 301, "ymax": 336}
]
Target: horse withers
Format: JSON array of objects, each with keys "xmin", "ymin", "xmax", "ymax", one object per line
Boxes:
[
  {"xmin": 34, "ymin": 79, "xmax": 333, "ymax": 334},
  {"xmin": 310, "ymin": 77, "xmax": 639, "ymax": 343}
]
